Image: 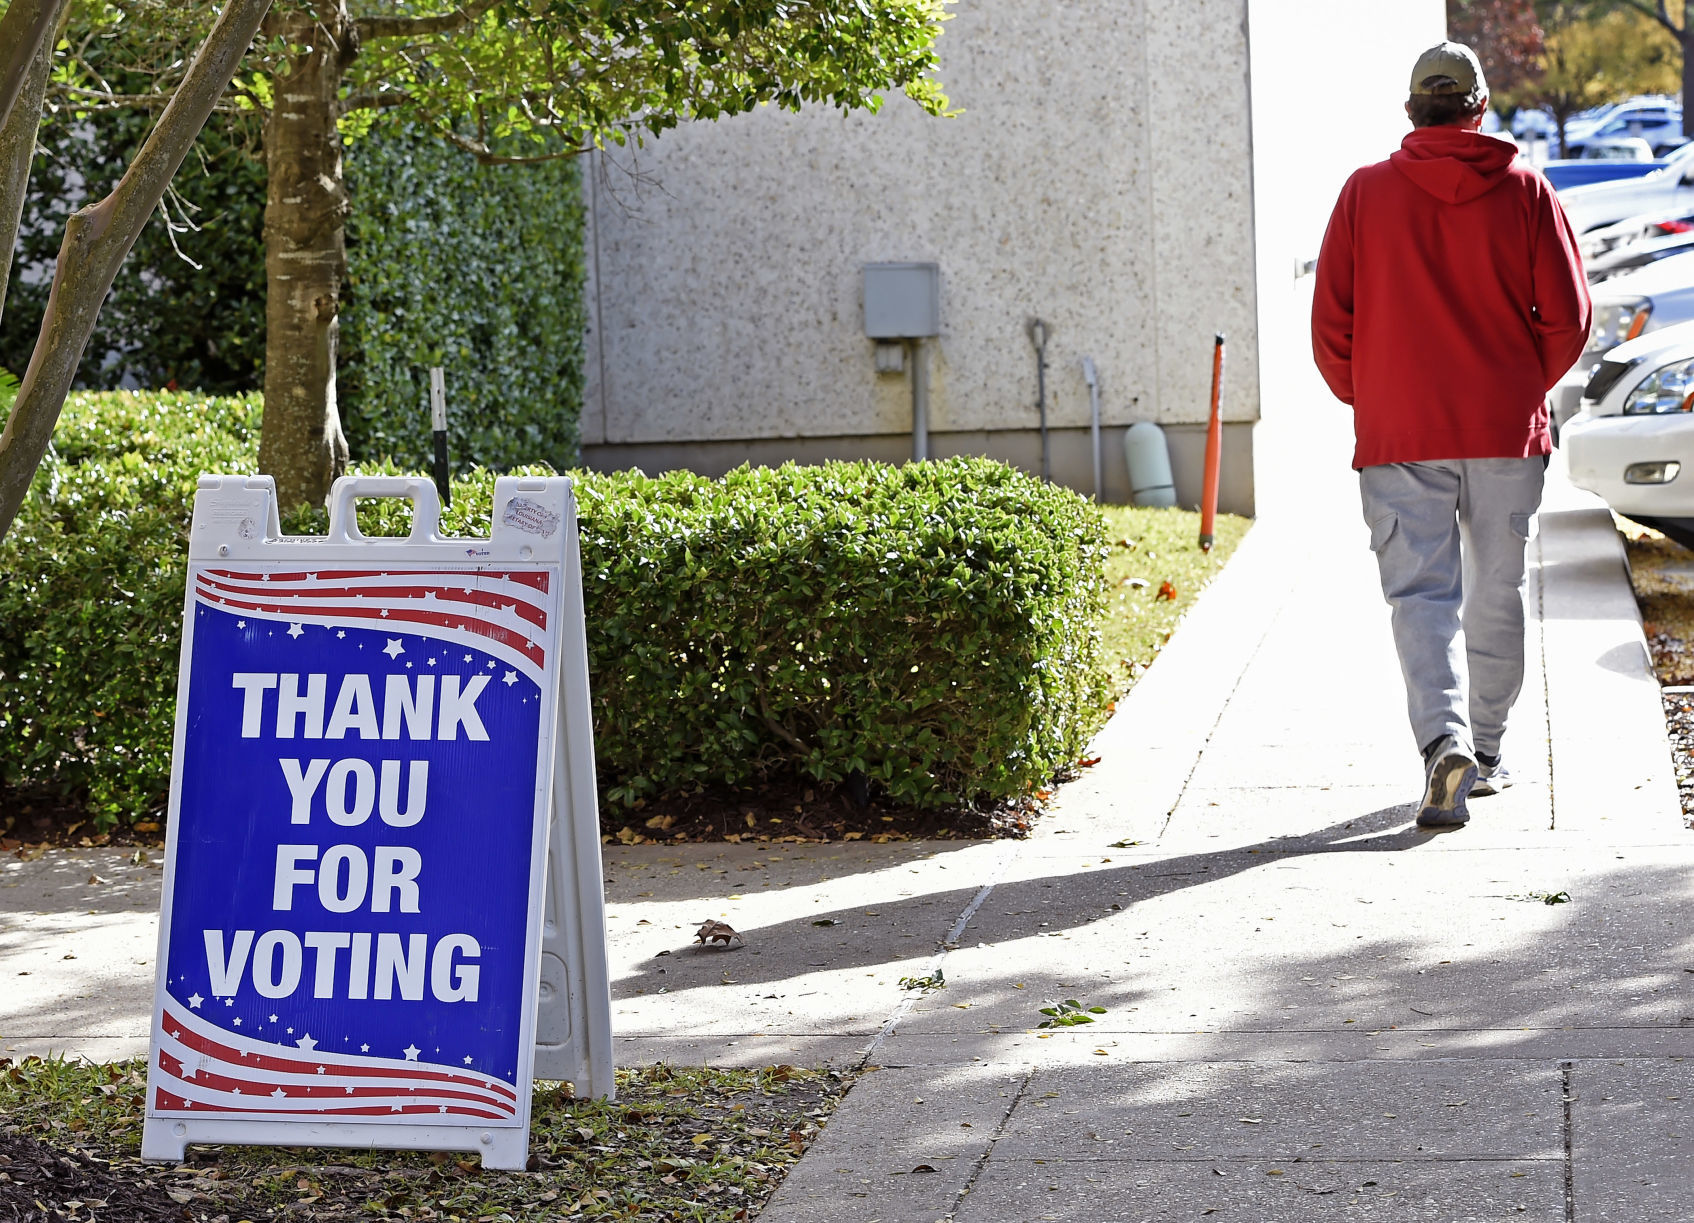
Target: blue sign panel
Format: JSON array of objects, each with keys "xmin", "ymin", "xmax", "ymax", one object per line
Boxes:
[{"xmin": 151, "ymin": 561, "xmax": 559, "ymax": 1127}]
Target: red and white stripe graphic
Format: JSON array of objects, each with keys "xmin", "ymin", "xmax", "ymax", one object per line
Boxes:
[
  {"xmin": 151, "ymin": 1000, "xmax": 518, "ymax": 1123},
  {"xmin": 193, "ymin": 567, "xmax": 554, "ymax": 684}
]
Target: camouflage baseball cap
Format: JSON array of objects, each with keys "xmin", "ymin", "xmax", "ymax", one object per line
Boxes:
[{"xmin": 1409, "ymin": 41, "xmax": 1486, "ymax": 96}]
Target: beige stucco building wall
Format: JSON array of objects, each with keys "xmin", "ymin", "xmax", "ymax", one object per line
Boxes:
[{"xmin": 582, "ymin": 0, "xmax": 1444, "ymax": 514}]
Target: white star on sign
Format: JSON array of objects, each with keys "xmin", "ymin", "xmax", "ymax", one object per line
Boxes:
[
  {"xmin": 236, "ymin": 619, "xmax": 246, "ymax": 628},
  {"xmin": 337, "ymin": 630, "xmax": 346, "ymax": 639},
  {"xmin": 463, "ymin": 1056, "xmax": 472, "ymax": 1065},
  {"xmin": 464, "ymin": 654, "xmax": 472, "ymax": 663},
  {"xmin": 403, "ymin": 1044, "xmax": 420, "ymax": 1061},
  {"xmin": 316, "ymin": 1067, "xmax": 326, "ymax": 1075},
  {"xmin": 383, "ymin": 639, "xmax": 404, "ymax": 659},
  {"xmin": 306, "ymin": 573, "xmax": 317, "ymax": 581},
  {"xmin": 224, "ymin": 998, "xmax": 233, "ymax": 1007},
  {"xmin": 188, "ymin": 994, "xmax": 204, "ymax": 1009},
  {"xmin": 405, "ymin": 661, "xmax": 413, "ymax": 669},
  {"xmin": 439, "ymin": 1105, "xmax": 448, "ymax": 1113},
  {"xmin": 233, "ymin": 1017, "xmax": 242, "ymax": 1026},
  {"xmin": 269, "ymin": 1014, "xmax": 278, "ymax": 1023},
  {"xmin": 287, "ymin": 623, "xmax": 304, "ymax": 638},
  {"xmin": 427, "ymin": 657, "xmax": 437, "ymax": 667},
  {"xmin": 345, "ymin": 1087, "xmax": 354, "ymax": 1094},
  {"xmin": 297, "ymin": 1034, "xmax": 317, "ymax": 1051},
  {"xmin": 232, "ymin": 1088, "xmax": 241, "ymax": 1095},
  {"xmin": 503, "ymin": 670, "xmax": 518, "ymax": 686},
  {"xmin": 380, "ymin": 608, "xmax": 390, "ymax": 617},
  {"xmin": 271, "ymin": 1087, "xmax": 286, "ymax": 1099},
  {"xmin": 360, "ymin": 1044, "xmax": 370, "ymax": 1052},
  {"xmin": 486, "ymin": 660, "xmax": 496, "ymax": 669}
]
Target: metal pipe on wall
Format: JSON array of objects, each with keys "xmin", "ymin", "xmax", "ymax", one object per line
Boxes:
[
  {"xmin": 909, "ymin": 338, "xmax": 929, "ymax": 461},
  {"xmin": 1083, "ymin": 356, "xmax": 1102, "ymax": 501},
  {"xmin": 1029, "ymin": 319, "xmax": 1050, "ymax": 481}
]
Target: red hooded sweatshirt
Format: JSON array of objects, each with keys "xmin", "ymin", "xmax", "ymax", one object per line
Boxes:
[{"xmin": 1311, "ymin": 126, "xmax": 1591, "ymax": 468}]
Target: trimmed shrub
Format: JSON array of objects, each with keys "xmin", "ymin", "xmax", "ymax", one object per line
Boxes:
[
  {"xmin": 0, "ymin": 394, "xmax": 1108, "ymax": 825},
  {"xmin": 568, "ymin": 461, "xmax": 1109, "ymax": 809},
  {"xmin": 0, "ymin": 391, "xmax": 264, "ymax": 820}
]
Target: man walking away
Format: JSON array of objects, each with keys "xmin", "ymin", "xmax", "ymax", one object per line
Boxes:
[{"xmin": 1311, "ymin": 41, "xmax": 1590, "ymax": 830}]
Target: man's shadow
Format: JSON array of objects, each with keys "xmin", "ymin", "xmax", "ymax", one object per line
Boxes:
[{"xmin": 613, "ymin": 798, "xmax": 1439, "ymax": 999}]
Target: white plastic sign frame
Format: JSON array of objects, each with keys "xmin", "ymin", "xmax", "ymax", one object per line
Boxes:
[{"xmin": 141, "ymin": 475, "xmax": 613, "ymax": 1171}]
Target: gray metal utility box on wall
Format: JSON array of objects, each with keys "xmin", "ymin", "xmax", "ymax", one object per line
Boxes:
[{"xmin": 863, "ymin": 263, "xmax": 941, "ymax": 339}]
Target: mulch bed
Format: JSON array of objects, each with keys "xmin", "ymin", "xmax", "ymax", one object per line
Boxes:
[
  {"xmin": 0, "ymin": 1062, "xmax": 848, "ymax": 1223},
  {"xmin": 1, "ymin": 775, "xmax": 1052, "ymax": 856},
  {"xmin": 0, "ymin": 1129, "xmax": 262, "ymax": 1223}
]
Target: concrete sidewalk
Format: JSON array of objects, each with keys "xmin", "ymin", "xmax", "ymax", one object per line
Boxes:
[{"xmin": 5, "ymin": 402, "xmax": 1693, "ymax": 1219}]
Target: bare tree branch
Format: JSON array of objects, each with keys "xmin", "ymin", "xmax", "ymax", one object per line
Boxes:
[
  {"xmin": 356, "ymin": 0, "xmax": 500, "ymax": 43},
  {"xmin": 1617, "ymin": 0, "xmax": 1685, "ymax": 37},
  {"xmin": 340, "ymin": 89, "xmax": 413, "ymax": 115},
  {"xmin": 437, "ymin": 126, "xmax": 593, "ymax": 165},
  {"xmin": 0, "ymin": 0, "xmax": 69, "ymax": 134}
]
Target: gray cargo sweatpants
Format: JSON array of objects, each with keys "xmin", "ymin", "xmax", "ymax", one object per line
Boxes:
[{"xmin": 1359, "ymin": 457, "xmax": 1546, "ymax": 761}]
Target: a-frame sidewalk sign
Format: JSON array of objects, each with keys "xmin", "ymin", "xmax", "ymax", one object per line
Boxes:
[{"xmin": 141, "ymin": 475, "xmax": 613, "ymax": 1171}]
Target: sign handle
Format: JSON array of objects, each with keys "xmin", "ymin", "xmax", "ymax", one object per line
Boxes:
[{"xmin": 325, "ymin": 476, "xmax": 443, "ymax": 544}]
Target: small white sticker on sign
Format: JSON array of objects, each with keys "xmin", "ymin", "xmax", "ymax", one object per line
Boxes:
[{"xmin": 502, "ymin": 496, "xmax": 560, "ymax": 538}]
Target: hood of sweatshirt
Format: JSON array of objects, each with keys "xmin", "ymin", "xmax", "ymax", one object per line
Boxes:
[{"xmin": 1389, "ymin": 126, "xmax": 1519, "ymax": 204}]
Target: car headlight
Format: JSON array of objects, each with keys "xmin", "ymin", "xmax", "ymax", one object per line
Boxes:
[
  {"xmin": 1590, "ymin": 299, "xmax": 1652, "ymax": 351},
  {"xmin": 1622, "ymin": 357, "xmax": 1694, "ymax": 413}
]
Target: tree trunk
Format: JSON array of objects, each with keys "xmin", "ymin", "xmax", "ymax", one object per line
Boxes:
[
  {"xmin": 0, "ymin": 0, "xmax": 66, "ymax": 332},
  {"xmin": 0, "ymin": 0, "xmax": 272, "ymax": 541},
  {"xmin": 257, "ymin": 3, "xmax": 357, "ymax": 514}
]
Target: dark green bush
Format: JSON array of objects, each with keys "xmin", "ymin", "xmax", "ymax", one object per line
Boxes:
[
  {"xmin": 0, "ymin": 393, "xmax": 1108, "ymax": 825},
  {"xmin": 340, "ymin": 121, "xmax": 586, "ymax": 473},
  {"xmin": 1, "ymin": 115, "xmax": 584, "ymax": 471}
]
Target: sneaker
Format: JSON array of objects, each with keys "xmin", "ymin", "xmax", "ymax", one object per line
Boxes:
[
  {"xmin": 1472, "ymin": 753, "xmax": 1513, "ymax": 797},
  {"xmin": 1417, "ymin": 737, "xmax": 1477, "ymax": 828}
]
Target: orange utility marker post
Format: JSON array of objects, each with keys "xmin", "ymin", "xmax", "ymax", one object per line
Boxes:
[{"xmin": 1199, "ymin": 332, "xmax": 1225, "ymax": 552}]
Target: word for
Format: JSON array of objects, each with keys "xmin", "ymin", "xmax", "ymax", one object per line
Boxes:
[
  {"xmin": 231, "ymin": 673, "xmax": 491, "ymax": 741},
  {"xmin": 273, "ymin": 844, "xmax": 421, "ymax": 913},
  {"xmin": 204, "ymin": 929, "xmax": 481, "ymax": 1002}
]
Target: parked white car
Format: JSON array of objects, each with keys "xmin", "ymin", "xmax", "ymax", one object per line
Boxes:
[
  {"xmin": 1578, "ymin": 209, "xmax": 1694, "ymax": 261},
  {"xmin": 1558, "ymin": 143, "xmax": 1694, "ymax": 233},
  {"xmin": 1551, "ymin": 250, "xmax": 1694, "ymax": 431},
  {"xmin": 1563, "ymin": 318, "xmax": 1694, "ymax": 547}
]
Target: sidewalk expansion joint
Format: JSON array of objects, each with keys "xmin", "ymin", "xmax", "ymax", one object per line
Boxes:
[
  {"xmin": 944, "ymin": 1063, "xmax": 1034, "ymax": 1221},
  {"xmin": 858, "ymin": 839, "xmax": 1020, "ymax": 1069},
  {"xmin": 1155, "ymin": 591, "xmax": 1294, "ymax": 844},
  {"xmin": 1562, "ymin": 1060, "xmax": 1576, "ymax": 1223}
]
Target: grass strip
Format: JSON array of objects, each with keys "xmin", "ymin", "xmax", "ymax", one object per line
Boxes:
[
  {"xmin": 1097, "ymin": 505, "xmax": 1252, "ymax": 698},
  {"xmin": 0, "ymin": 1056, "xmax": 849, "ymax": 1221}
]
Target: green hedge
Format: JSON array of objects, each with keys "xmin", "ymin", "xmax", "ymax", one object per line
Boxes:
[
  {"xmin": 0, "ymin": 393, "xmax": 1108, "ymax": 826},
  {"xmin": 1, "ymin": 115, "xmax": 584, "ymax": 470}
]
